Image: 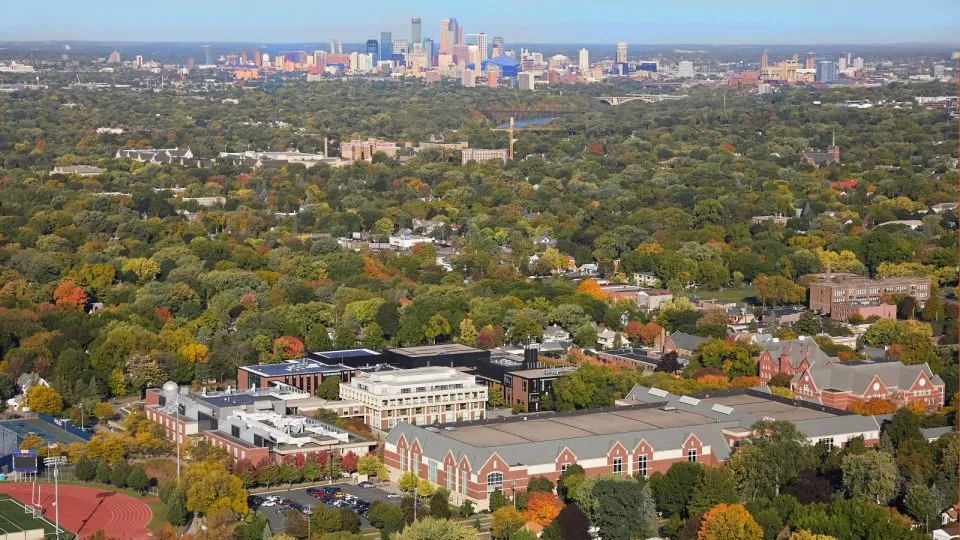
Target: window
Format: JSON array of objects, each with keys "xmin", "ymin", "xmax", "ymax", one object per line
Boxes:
[
  {"xmin": 638, "ymin": 455, "xmax": 648, "ymax": 477},
  {"xmin": 460, "ymin": 469, "xmax": 468, "ymax": 495},
  {"xmin": 487, "ymin": 472, "xmax": 503, "ymax": 493},
  {"xmin": 818, "ymin": 437, "xmax": 834, "ymax": 451},
  {"xmin": 427, "ymin": 459, "xmax": 438, "ymax": 484},
  {"xmin": 612, "ymin": 457, "xmax": 623, "ymax": 476},
  {"xmin": 687, "ymin": 449, "xmax": 697, "ymax": 462},
  {"xmin": 399, "ymin": 449, "xmax": 408, "ymax": 472},
  {"xmin": 446, "ymin": 466, "xmax": 453, "ymax": 491},
  {"xmin": 561, "ymin": 463, "xmax": 571, "ymax": 473}
]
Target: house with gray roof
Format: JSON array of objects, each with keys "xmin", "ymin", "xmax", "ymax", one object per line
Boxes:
[
  {"xmin": 661, "ymin": 331, "xmax": 710, "ymax": 359},
  {"xmin": 791, "ymin": 359, "xmax": 945, "ymax": 412}
]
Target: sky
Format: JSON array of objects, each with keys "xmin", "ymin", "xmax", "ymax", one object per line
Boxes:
[{"xmin": 3, "ymin": 0, "xmax": 959, "ymax": 45}]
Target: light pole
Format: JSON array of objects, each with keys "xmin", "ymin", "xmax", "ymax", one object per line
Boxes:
[
  {"xmin": 53, "ymin": 464, "xmax": 59, "ymax": 540},
  {"xmin": 79, "ymin": 403, "xmax": 83, "ymax": 430},
  {"xmin": 175, "ymin": 392, "xmax": 180, "ymax": 484}
]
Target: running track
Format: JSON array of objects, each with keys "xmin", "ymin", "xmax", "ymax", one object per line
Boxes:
[{"xmin": 0, "ymin": 483, "xmax": 154, "ymax": 539}]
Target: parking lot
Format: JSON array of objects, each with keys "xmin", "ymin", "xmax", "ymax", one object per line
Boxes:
[{"xmin": 252, "ymin": 482, "xmax": 401, "ymax": 534}]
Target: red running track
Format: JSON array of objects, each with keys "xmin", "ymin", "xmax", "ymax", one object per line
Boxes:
[{"xmin": 0, "ymin": 483, "xmax": 154, "ymax": 539}]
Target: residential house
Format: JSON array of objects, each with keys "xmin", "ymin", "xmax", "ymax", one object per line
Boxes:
[
  {"xmin": 633, "ymin": 273, "xmax": 659, "ymax": 287},
  {"xmin": 637, "ymin": 289, "xmax": 673, "ymax": 311},
  {"xmin": 50, "ymin": 165, "xmax": 104, "ymax": 177},
  {"xmin": 596, "ymin": 328, "xmax": 627, "ymax": 350},
  {"xmin": 389, "ymin": 229, "xmax": 435, "ymax": 250},
  {"xmin": 660, "ymin": 332, "xmax": 709, "ymax": 359},
  {"xmin": 762, "ymin": 306, "xmax": 806, "ymax": 327},
  {"xmin": 931, "ymin": 203, "xmax": 956, "ymax": 214}
]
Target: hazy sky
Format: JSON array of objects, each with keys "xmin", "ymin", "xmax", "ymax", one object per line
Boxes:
[{"xmin": 4, "ymin": 0, "xmax": 959, "ymax": 44}]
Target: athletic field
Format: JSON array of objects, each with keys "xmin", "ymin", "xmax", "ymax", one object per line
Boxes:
[{"xmin": 0, "ymin": 494, "xmax": 72, "ymax": 538}]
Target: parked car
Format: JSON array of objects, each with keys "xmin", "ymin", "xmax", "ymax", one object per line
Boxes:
[
  {"xmin": 358, "ymin": 481, "xmax": 375, "ymax": 488},
  {"xmin": 386, "ymin": 493, "xmax": 402, "ymax": 499},
  {"xmin": 247, "ymin": 495, "xmax": 265, "ymax": 508}
]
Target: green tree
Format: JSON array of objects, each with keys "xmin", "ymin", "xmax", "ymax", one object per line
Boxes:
[
  {"xmin": 729, "ymin": 420, "xmax": 812, "ymax": 499},
  {"xmin": 457, "ymin": 318, "xmax": 479, "ymax": 347},
  {"xmin": 489, "ymin": 488, "xmax": 509, "ymax": 512},
  {"xmin": 368, "ymin": 501, "xmax": 405, "ymax": 539},
  {"xmin": 904, "ymin": 483, "xmax": 939, "ymax": 531},
  {"xmin": 429, "ymin": 490, "xmax": 451, "ymax": 519},
  {"xmin": 424, "ymin": 314, "xmax": 451, "ymax": 344},
  {"xmin": 841, "ymin": 450, "xmax": 899, "ymax": 504},
  {"xmin": 391, "ymin": 516, "xmax": 475, "ymax": 540},
  {"xmin": 688, "ymin": 466, "xmax": 740, "ymax": 517},
  {"xmin": 592, "ymin": 479, "xmax": 657, "ymax": 540},
  {"xmin": 650, "ymin": 461, "xmax": 703, "ymax": 518},
  {"xmin": 317, "ymin": 375, "xmax": 342, "ymax": 400}
]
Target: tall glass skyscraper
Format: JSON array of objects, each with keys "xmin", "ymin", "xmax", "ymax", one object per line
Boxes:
[
  {"xmin": 366, "ymin": 40, "xmax": 379, "ymax": 62},
  {"xmin": 379, "ymin": 32, "xmax": 392, "ymax": 62},
  {"xmin": 816, "ymin": 60, "xmax": 837, "ymax": 83},
  {"xmin": 411, "ymin": 17, "xmax": 422, "ymax": 46}
]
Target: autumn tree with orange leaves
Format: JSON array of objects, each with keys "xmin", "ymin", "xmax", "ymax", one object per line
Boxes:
[
  {"xmin": 849, "ymin": 398, "xmax": 896, "ymax": 416},
  {"xmin": 524, "ymin": 491, "xmax": 562, "ymax": 526},
  {"xmin": 698, "ymin": 503, "xmax": 763, "ymax": 540},
  {"xmin": 53, "ymin": 281, "xmax": 87, "ymax": 311},
  {"xmin": 576, "ymin": 279, "xmax": 607, "ymax": 301},
  {"xmin": 273, "ymin": 336, "xmax": 305, "ymax": 359}
]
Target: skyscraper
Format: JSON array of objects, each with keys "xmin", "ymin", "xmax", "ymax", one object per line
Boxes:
[
  {"xmin": 411, "ymin": 17, "xmax": 422, "ymax": 46},
  {"xmin": 380, "ymin": 32, "xmax": 393, "ymax": 63},
  {"xmin": 678, "ymin": 60, "xmax": 694, "ymax": 78},
  {"xmin": 477, "ymin": 33, "xmax": 489, "ymax": 61},
  {"xmin": 253, "ymin": 48, "xmax": 262, "ymax": 67},
  {"xmin": 805, "ymin": 52, "xmax": 815, "ymax": 70},
  {"xmin": 329, "ymin": 40, "xmax": 342, "ymax": 54},
  {"xmin": 366, "ymin": 40, "xmax": 379, "ymax": 62},
  {"xmin": 760, "ymin": 50, "xmax": 768, "ymax": 69},
  {"xmin": 816, "ymin": 60, "xmax": 837, "ymax": 83},
  {"xmin": 492, "ymin": 36, "xmax": 504, "ymax": 57},
  {"xmin": 393, "ymin": 39, "xmax": 409, "ymax": 55},
  {"xmin": 203, "ymin": 45, "xmax": 213, "ymax": 65},
  {"xmin": 579, "ymin": 48, "xmax": 589, "ymax": 73},
  {"xmin": 440, "ymin": 18, "xmax": 459, "ymax": 55},
  {"xmin": 616, "ymin": 42, "xmax": 628, "ymax": 64},
  {"xmin": 422, "ymin": 38, "xmax": 435, "ymax": 66}
]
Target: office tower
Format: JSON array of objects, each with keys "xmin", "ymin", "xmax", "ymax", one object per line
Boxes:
[
  {"xmin": 760, "ymin": 50, "xmax": 768, "ymax": 69},
  {"xmin": 108, "ymin": 50, "xmax": 121, "ymax": 64},
  {"xmin": 846, "ymin": 52, "xmax": 852, "ymax": 66},
  {"xmin": 135, "ymin": 55, "xmax": 143, "ymax": 68},
  {"xmin": 477, "ymin": 33, "xmax": 489, "ymax": 61},
  {"xmin": 933, "ymin": 64, "xmax": 946, "ymax": 78},
  {"xmin": 492, "ymin": 36, "xmax": 504, "ymax": 57},
  {"xmin": 411, "ymin": 17, "xmax": 422, "ymax": 45},
  {"xmin": 838, "ymin": 57, "xmax": 847, "ymax": 71},
  {"xmin": 487, "ymin": 70, "xmax": 498, "ymax": 88},
  {"xmin": 816, "ymin": 60, "xmax": 837, "ymax": 83},
  {"xmin": 461, "ymin": 69, "xmax": 476, "ymax": 87},
  {"xmin": 616, "ymin": 42, "xmax": 628, "ymax": 63},
  {"xmin": 379, "ymin": 32, "xmax": 392, "ymax": 62},
  {"xmin": 579, "ymin": 48, "xmax": 589, "ymax": 72},
  {"xmin": 186, "ymin": 57, "xmax": 195, "ymax": 69},
  {"xmin": 453, "ymin": 43, "xmax": 469, "ymax": 66},
  {"xmin": 329, "ymin": 40, "xmax": 342, "ymax": 54},
  {"xmin": 853, "ymin": 57, "xmax": 864, "ymax": 70},
  {"xmin": 440, "ymin": 18, "xmax": 459, "ymax": 55},
  {"xmin": 678, "ymin": 60, "xmax": 694, "ymax": 78},
  {"xmin": 393, "ymin": 39, "xmax": 409, "ymax": 55},
  {"xmin": 253, "ymin": 48, "xmax": 262, "ymax": 67},
  {"xmin": 422, "ymin": 38, "xmax": 435, "ymax": 66},
  {"xmin": 314, "ymin": 50, "xmax": 327, "ymax": 65},
  {"xmin": 204, "ymin": 45, "xmax": 213, "ymax": 65},
  {"xmin": 805, "ymin": 52, "xmax": 815, "ymax": 70},
  {"xmin": 241, "ymin": 51, "xmax": 248, "ymax": 64},
  {"xmin": 365, "ymin": 40, "xmax": 379, "ymax": 60},
  {"xmin": 519, "ymin": 72, "xmax": 535, "ymax": 91}
]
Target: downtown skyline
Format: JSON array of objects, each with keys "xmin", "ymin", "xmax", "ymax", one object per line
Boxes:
[{"xmin": 3, "ymin": 0, "xmax": 960, "ymax": 45}]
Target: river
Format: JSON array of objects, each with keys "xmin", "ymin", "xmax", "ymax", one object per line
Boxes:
[{"xmin": 496, "ymin": 116, "xmax": 556, "ymax": 129}]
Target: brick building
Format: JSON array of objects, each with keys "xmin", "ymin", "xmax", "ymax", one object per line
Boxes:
[
  {"xmin": 340, "ymin": 138, "xmax": 399, "ymax": 162},
  {"xmin": 830, "ymin": 302, "xmax": 897, "ymax": 322},
  {"xmin": 791, "ymin": 359, "xmax": 945, "ymax": 412},
  {"xmin": 145, "ymin": 381, "xmax": 376, "ymax": 462},
  {"xmin": 757, "ymin": 337, "xmax": 832, "ymax": 383},
  {"xmin": 471, "ymin": 347, "xmax": 574, "ymax": 413},
  {"xmin": 808, "ymin": 274, "xmax": 930, "ymax": 315},
  {"xmin": 384, "ymin": 386, "xmax": 886, "ymax": 510}
]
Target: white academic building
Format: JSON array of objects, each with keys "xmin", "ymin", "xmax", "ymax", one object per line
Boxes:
[{"xmin": 338, "ymin": 367, "xmax": 488, "ymax": 431}]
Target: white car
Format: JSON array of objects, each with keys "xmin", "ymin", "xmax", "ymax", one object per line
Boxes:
[
  {"xmin": 261, "ymin": 500, "xmax": 276, "ymax": 507},
  {"xmin": 386, "ymin": 493, "xmax": 402, "ymax": 499}
]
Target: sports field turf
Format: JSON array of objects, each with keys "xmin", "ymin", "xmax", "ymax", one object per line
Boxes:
[{"xmin": 0, "ymin": 494, "xmax": 72, "ymax": 538}]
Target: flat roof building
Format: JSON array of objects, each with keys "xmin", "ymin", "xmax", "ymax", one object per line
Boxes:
[
  {"xmin": 339, "ymin": 367, "xmax": 487, "ymax": 431},
  {"xmin": 808, "ymin": 274, "xmax": 930, "ymax": 315}
]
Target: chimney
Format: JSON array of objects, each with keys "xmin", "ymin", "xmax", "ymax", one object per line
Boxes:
[{"xmin": 523, "ymin": 343, "xmax": 540, "ymax": 370}]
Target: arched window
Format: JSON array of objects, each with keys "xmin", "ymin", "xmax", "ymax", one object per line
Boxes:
[{"xmin": 486, "ymin": 472, "xmax": 503, "ymax": 493}]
